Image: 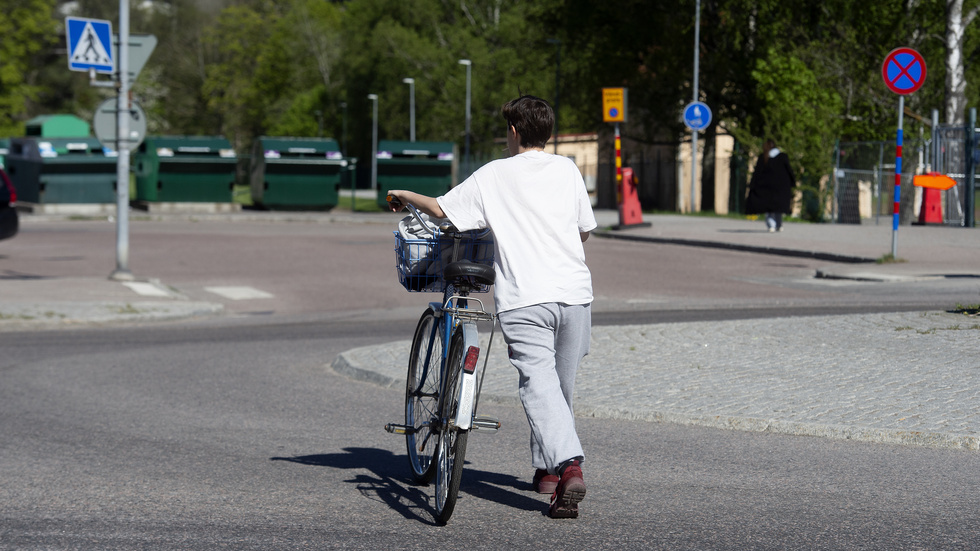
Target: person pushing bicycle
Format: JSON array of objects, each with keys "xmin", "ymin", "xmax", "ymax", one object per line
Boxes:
[{"xmin": 387, "ymin": 95, "xmax": 596, "ymax": 519}]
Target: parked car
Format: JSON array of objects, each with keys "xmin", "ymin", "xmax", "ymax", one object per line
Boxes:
[{"xmin": 0, "ymin": 167, "xmax": 18, "ymax": 240}]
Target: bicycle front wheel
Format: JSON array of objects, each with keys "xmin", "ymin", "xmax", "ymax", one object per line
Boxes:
[
  {"xmin": 405, "ymin": 308, "xmax": 442, "ymax": 484},
  {"xmin": 434, "ymin": 328, "xmax": 469, "ymax": 524}
]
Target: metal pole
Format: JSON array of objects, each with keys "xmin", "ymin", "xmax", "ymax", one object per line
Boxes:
[
  {"xmin": 892, "ymin": 95, "xmax": 904, "ymax": 257},
  {"xmin": 402, "ymin": 78, "xmax": 415, "ymax": 142},
  {"xmin": 966, "ymin": 107, "xmax": 976, "ymax": 227},
  {"xmin": 110, "ymin": 0, "xmax": 132, "ymax": 281},
  {"xmin": 341, "ymin": 102, "xmax": 348, "ymax": 157},
  {"xmin": 547, "ymin": 38, "xmax": 561, "ymax": 154},
  {"xmin": 690, "ymin": 0, "xmax": 701, "ymax": 213},
  {"xmin": 876, "ymin": 142, "xmax": 884, "ymax": 225},
  {"xmin": 459, "ymin": 59, "xmax": 471, "ymax": 175},
  {"xmin": 615, "ymin": 122, "xmax": 623, "ymax": 224},
  {"xmin": 931, "ymin": 108, "xmax": 939, "ymax": 172},
  {"xmin": 368, "ymin": 94, "xmax": 378, "ymax": 191}
]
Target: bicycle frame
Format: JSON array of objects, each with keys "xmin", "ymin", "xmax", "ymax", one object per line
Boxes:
[{"xmin": 413, "ymin": 287, "xmax": 495, "ymax": 433}]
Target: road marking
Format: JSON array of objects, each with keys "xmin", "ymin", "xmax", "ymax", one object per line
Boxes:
[
  {"xmin": 122, "ymin": 281, "xmax": 173, "ymax": 297},
  {"xmin": 204, "ymin": 286, "xmax": 274, "ymax": 300}
]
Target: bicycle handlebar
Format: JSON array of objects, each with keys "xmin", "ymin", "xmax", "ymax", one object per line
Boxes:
[
  {"xmin": 388, "ymin": 194, "xmax": 492, "ymax": 240},
  {"xmin": 388, "ymin": 195, "xmax": 438, "ymax": 235}
]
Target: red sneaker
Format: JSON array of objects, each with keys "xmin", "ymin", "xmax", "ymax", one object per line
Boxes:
[
  {"xmin": 532, "ymin": 469, "xmax": 559, "ymax": 494},
  {"xmin": 549, "ymin": 460, "xmax": 586, "ymax": 519}
]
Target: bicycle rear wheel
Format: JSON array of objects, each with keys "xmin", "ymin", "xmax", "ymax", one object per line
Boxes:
[
  {"xmin": 434, "ymin": 328, "xmax": 469, "ymax": 524},
  {"xmin": 405, "ymin": 308, "xmax": 442, "ymax": 484}
]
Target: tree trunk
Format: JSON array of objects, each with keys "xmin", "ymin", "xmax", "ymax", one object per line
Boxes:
[{"xmin": 945, "ymin": 0, "xmax": 979, "ymax": 124}]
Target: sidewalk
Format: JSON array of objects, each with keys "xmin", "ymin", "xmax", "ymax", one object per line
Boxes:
[
  {"xmin": 333, "ymin": 211, "xmax": 980, "ymax": 451},
  {"xmin": 3, "ymin": 210, "xmax": 979, "ymax": 450}
]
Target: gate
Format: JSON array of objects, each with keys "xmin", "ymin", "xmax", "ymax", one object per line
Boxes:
[{"xmin": 931, "ymin": 124, "xmax": 973, "ymax": 226}]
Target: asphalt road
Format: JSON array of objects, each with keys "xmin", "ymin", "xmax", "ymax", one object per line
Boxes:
[{"xmin": 2, "ymin": 217, "xmax": 979, "ymax": 549}]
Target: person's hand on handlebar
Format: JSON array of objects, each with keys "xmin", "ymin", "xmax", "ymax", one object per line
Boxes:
[
  {"xmin": 386, "ymin": 193, "xmax": 404, "ymax": 212},
  {"xmin": 385, "ymin": 190, "xmax": 447, "ymax": 219}
]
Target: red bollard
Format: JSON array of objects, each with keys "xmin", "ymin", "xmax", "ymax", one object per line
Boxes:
[{"xmin": 614, "ymin": 167, "xmax": 650, "ymax": 229}]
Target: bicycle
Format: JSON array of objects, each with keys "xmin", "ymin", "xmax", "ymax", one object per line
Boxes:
[{"xmin": 384, "ymin": 201, "xmax": 499, "ymax": 524}]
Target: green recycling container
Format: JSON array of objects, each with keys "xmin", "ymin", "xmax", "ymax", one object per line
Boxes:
[
  {"xmin": 134, "ymin": 136, "xmax": 237, "ymax": 202},
  {"xmin": 375, "ymin": 140, "xmax": 456, "ymax": 208},
  {"xmin": 24, "ymin": 114, "xmax": 90, "ymax": 138},
  {"xmin": 249, "ymin": 137, "xmax": 346, "ymax": 209},
  {"xmin": 0, "ymin": 138, "xmax": 9, "ymax": 170},
  {"xmin": 4, "ymin": 137, "xmax": 117, "ymax": 204}
]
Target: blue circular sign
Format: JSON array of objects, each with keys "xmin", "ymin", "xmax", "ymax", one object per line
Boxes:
[
  {"xmin": 683, "ymin": 101, "xmax": 711, "ymax": 131},
  {"xmin": 609, "ymin": 107, "xmax": 619, "ymax": 118},
  {"xmin": 882, "ymin": 47, "xmax": 926, "ymax": 95}
]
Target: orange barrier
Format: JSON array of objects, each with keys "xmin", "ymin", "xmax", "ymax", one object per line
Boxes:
[
  {"xmin": 913, "ymin": 173, "xmax": 956, "ymax": 224},
  {"xmin": 618, "ymin": 167, "xmax": 646, "ymax": 227},
  {"xmin": 913, "ymin": 172, "xmax": 957, "ymax": 190}
]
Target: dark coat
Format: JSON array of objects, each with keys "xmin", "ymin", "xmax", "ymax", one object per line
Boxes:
[{"xmin": 745, "ymin": 151, "xmax": 796, "ymax": 215}]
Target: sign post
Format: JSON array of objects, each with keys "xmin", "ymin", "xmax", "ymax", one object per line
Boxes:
[
  {"xmin": 683, "ymin": 101, "xmax": 711, "ymax": 213},
  {"xmin": 66, "ymin": 6, "xmax": 156, "ymax": 281},
  {"xmin": 602, "ymin": 88, "xmax": 646, "ymax": 228},
  {"xmin": 881, "ymin": 47, "xmax": 927, "ymax": 258}
]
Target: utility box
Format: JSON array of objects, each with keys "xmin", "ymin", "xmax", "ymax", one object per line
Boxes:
[
  {"xmin": 134, "ymin": 136, "xmax": 237, "ymax": 202},
  {"xmin": 24, "ymin": 114, "xmax": 91, "ymax": 138},
  {"xmin": 375, "ymin": 141, "xmax": 456, "ymax": 208},
  {"xmin": 4, "ymin": 137, "xmax": 117, "ymax": 204},
  {"xmin": 249, "ymin": 137, "xmax": 346, "ymax": 209}
]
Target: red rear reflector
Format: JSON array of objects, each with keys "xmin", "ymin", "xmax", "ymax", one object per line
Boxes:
[{"xmin": 463, "ymin": 346, "xmax": 479, "ymax": 373}]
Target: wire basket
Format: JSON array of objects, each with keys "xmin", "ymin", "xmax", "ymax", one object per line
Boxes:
[{"xmin": 394, "ymin": 230, "xmax": 494, "ymax": 292}]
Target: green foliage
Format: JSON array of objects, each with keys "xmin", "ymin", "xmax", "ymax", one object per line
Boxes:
[
  {"xmin": 750, "ymin": 47, "xmax": 843, "ymax": 220},
  {"xmin": 12, "ymin": 0, "xmax": 980, "ymax": 212},
  {"xmin": 0, "ymin": 0, "xmax": 58, "ymax": 135}
]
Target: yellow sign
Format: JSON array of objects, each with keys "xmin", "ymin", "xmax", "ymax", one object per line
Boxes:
[{"xmin": 602, "ymin": 87, "xmax": 627, "ymax": 122}]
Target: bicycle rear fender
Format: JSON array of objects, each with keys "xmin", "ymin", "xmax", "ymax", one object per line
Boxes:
[
  {"xmin": 429, "ymin": 302, "xmax": 444, "ymax": 317},
  {"xmin": 454, "ymin": 322, "xmax": 480, "ymax": 431}
]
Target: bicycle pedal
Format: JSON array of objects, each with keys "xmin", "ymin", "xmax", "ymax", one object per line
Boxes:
[
  {"xmin": 471, "ymin": 416, "xmax": 501, "ymax": 432},
  {"xmin": 385, "ymin": 423, "xmax": 413, "ymax": 435}
]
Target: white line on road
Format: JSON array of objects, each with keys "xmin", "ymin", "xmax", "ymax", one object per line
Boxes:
[
  {"xmin": 122, "ymin": 281, "xmax": 174, "ymax": 298},
  {"xmin": 204, "ymin": 286, "xmax": 275, "ymax": 300}
]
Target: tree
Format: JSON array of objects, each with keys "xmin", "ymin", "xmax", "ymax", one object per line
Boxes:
[
  {"xmin": 0, "ymin": 0, "xmax": 58, "ymax": 135},
  {"xmin": 945, "ymin": 0, "xmax": 980, "ymax": 124}
]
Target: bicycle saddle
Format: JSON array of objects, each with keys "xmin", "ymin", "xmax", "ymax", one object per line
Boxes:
[{"xmin": 444, "ymin": 260, "xmax": 495, "ymax": 287}]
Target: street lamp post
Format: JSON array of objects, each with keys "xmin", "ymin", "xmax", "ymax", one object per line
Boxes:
[
  {"xmin": 690, "ymin": 0, "xmax": 701, "ymax": 213},
  {"xmin": 458, "ymin": 59, "xmax": 471, "ymax": 176},
  {"xmin": 340, "ymin": 102, "xmax": 348, "ymax": 157},
  {"xmin": 402, "ymin": 78, "xmax": 415, "ymax": 142},
  {"xmin": 546, "ymin": 38, "xmax": 561, "ymax": 154},
  {"xmin": 368, "ymin": 94, "xmax": 378, "ymax": 191}
]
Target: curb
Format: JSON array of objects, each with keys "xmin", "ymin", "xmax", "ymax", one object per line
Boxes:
[
  {"xmin": 593, "ymin": 229, "xmax": 877, "ymax": 264},
  {"xmin": 0, "ymin": 300, "xmax": 224, "ymax": 330},
  {"xmin": 329, "ymin": 347, "xmax": 980, "ymax": 452}
]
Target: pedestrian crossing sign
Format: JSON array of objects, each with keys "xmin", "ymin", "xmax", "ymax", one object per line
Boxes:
[{"xmin": 66, "ymin": 17, "xmax": 114, "ymax": 74}]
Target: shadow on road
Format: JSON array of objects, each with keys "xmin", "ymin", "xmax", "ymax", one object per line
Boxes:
[{"xmin": 271, "ymin": 446, "xmax": 546, "ymax": 522}]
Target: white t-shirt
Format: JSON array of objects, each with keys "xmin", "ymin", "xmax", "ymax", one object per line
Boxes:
[{"xmin": 437, "ymin": 150, "xmax": 597, "ymax": 313}]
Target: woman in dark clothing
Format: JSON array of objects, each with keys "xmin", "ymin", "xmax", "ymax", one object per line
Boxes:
[{"xmin": 745, "ymin": 139, "xmax": 796, "ymax": 232}]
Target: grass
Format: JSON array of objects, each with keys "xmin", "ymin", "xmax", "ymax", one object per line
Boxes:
[
  {"xmin": 876, "ymin": 253, "xmax": 908, "ymax": 264},
  {"xmin": 950, "ymin": 303, "xmax": 980, "ymax": 317},
  {"xmin": 334, "ymin": 196, "xmax": 386, "ymax": 213}
]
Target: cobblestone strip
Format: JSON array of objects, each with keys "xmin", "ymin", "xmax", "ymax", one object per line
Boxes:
[{"xmin": 331, "ymin": 311, "xmax": 980, "ymax": 450}]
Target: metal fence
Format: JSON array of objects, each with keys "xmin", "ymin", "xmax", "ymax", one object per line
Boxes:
[{"xmin": 833, "ymin": 120, "xmax": 978, "ymax": 226}]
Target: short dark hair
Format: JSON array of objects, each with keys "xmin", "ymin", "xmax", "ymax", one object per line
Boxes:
[{"xmin": 501, "ymin": 95, "xmax": 554, "ymax": 149}]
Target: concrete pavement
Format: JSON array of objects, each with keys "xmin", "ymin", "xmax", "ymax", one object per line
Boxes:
[{"xmin": 3, "ymin": 209, "xmax": 979, "ymax": 450}]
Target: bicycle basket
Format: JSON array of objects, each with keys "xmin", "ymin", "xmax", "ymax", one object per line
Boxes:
[{"xmin": 394, "ymin": 230, "xmax": 494, "ymax": 293}]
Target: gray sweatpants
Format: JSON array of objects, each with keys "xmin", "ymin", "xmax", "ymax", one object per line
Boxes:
[{"xmin": 498, "ymin": 302, "xmax": 591, "ymax": 474}]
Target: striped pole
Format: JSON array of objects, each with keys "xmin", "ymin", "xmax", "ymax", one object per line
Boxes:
[
  {"xmin": 615, "ymin": 122, "xmax": 623, "ymax": 211},
  {"xmin": 892, "ymin": 96, "xmax": 904, "ymax": 257}
]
